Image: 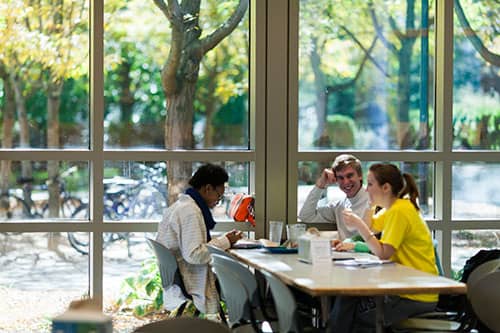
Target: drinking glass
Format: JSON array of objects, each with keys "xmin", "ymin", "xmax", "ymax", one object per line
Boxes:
[
  {"xmin": 286, "ymin": 223, "xmax": 306, "ymax": 245},
  {"xmin": 269, "ymin": 220, "xmax": 284, "ymax": 244}
]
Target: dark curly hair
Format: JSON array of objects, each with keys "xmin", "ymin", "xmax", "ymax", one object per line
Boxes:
[{"xmin": 188, "ymin": 163, "xmax": 228, "ymax": 189}]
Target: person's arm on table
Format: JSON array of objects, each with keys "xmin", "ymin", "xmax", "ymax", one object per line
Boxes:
[{"xmin": 342, "ymin": 209, "xmax": 394, "ymax": 259}]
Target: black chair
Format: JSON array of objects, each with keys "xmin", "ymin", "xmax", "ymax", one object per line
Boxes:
[
  {"xmin": 146, "ymin": 238, "xmax": 200, "ymax": 317},
  {"xmin": 133, "ymin": 316, "xmax": 231, "ymax": 333}
]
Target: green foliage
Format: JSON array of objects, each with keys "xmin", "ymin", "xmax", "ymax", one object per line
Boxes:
[
  {"xmin": 298, "ymin": 161, "xmax": 322, "ymax": 185},
  {"xmin": 453, "ymin": 86, "xmax": 500, "ymax": 149},
  {"xmin": 115, "ymin": 257, "xmax": 164, "ymax": 317},
  {"xmin": 325, "ymin": 114, "xmax": 356, "ymax": 148},
  {"xmin": 451, "ymin": 268, "xmax": 463, "ymax": 281},
  {"xmin": 225, "ymin": 163, "xmax": 248, "ymax": 188}
]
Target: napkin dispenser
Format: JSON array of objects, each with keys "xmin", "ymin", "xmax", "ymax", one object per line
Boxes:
[{"xmin": 298, "ymin": 231, "xmax": 331, "ymax": 264}]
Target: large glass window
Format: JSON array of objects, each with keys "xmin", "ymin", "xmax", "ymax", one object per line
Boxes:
[
  {"xmin": 1, "ymin": 0, "xmax": 251, "ymax": 331},
  {"xmin": 294, "ymin": 0, "xmax": 499, "ymax": 279},
  {"xmin": 0, "ymin": 161, "xmax": 89, "ymax": 221},
  {"xmin": 452, "ymin": 163, "xmax": 500, "ymax": 219},
  {"xmin": 0, "ymin": 1, "xmax": 90, "ymax": 150},
  {"xmin": 452, "ymin": 229, "xmax": 500, "ymax": 276},
  {"xmin": 103, "ymin": 0, "xmax": 249, "ymax": 149},
  {"xmin": 1, "ymin": 1, "xmax": 498, "ymax": 331},
  {"xmin": 452, "ymin": 0, "xmax": 500, "ymax": 150},
  {"xmin": 298, "ymin": 0, "xmax": 435, "ymax": 150}
]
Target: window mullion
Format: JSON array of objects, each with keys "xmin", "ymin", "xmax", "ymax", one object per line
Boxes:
[{"xmin": 90, "ymin": 0, "xmax": 105, "ymax": 309}]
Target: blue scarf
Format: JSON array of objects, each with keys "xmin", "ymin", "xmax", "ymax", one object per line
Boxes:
[{"xmin": 185, "ymin": 187, "xmax": 216, "ymax": 241}]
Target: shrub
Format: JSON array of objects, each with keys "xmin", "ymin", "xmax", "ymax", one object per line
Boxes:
[{"xmin": 114, "ymin": 258, "xmax": 163, "ymax": 316}]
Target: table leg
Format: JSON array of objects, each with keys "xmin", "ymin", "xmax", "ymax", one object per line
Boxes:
[
  {"xmin": 319, "ymin": 296, "xmax": 331, "ymax": 328},
  {"xmin": 375, "ymin": 296, "xmax": 385, "ymax": 333}
]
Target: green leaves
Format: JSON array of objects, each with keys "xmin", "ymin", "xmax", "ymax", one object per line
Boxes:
[{"xmin": 115, "ymin": 257, "xmax": 164, "ymax": 317}]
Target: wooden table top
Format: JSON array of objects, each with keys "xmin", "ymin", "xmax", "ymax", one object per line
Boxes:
[{"xmin": 228, "ymin": 248, "xmax": 467, "ymax": 297}]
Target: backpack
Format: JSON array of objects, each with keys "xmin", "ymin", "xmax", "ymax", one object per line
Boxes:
[{"xmin": 227, "ymin": 193, "xmax": 255, "ymax": 226}]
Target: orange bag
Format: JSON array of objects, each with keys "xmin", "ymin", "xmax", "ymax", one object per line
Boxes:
[{"xmin": 228, "ymin": 193, "xmax": 255, "ymax": 226}]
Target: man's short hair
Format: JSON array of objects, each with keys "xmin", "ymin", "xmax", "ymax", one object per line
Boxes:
[{"xmin": 332, "ymin": 154, "xmax": 362, "ymax": 176}]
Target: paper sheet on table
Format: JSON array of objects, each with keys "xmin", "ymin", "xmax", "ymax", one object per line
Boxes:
[{"xmin": 333, "ymin": 258, "xmax": 394, "ymax": 267}]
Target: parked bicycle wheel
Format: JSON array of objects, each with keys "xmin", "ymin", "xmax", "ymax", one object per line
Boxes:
[
  {"xmin": 0, "ymin": 193, "xmax": 42, "ymax": 220},
  {"xmin": 127, "ymin": 185, "xmax": 166, "ymax": 220},
  {"xmin": 67, "ymin": 232, "xmax": 89, "ymax": 255},
  {"xmin": 71, "ymin": 202, "xmax": 89, "ymax": 219},
  {"xmin": 67, "ymin": 231, "xmax": 116, "ymax": 255},
  {"xmin": 42, "ymin": 195, "xmax": 84, "ymax": 218}
]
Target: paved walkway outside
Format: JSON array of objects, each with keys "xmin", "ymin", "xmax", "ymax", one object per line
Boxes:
[{"xmin": 0, "ymin": 232, "xmax": 159, "ymax": 333}]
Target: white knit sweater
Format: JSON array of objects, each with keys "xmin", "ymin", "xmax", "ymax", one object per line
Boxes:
[{"xmin": 156, "ymin": 194, "xmax": 230, "ymax": 314}]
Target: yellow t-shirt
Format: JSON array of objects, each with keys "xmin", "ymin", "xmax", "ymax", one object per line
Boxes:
[
  {"xmin": 380, "ymin": 199, "xmax": 438, "ymax": 303},
  {"xmin": 370, "ymin": 206, "xmax": 386, "ymax": 233}
]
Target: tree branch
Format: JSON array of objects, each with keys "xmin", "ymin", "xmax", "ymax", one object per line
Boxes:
[
  {"xmin": 340, "ymin": 26, "xmax": 389, "ymax": 77},
  {"xmin": 153, "ymin": 0, "xmax": 183, "ymax": 30},
  {"xmin": 388, "ymin": 16, "xmax": 404, "ymax": 41},
  {"xmin": 454, "ymin": 0, "xmax": 500, "ymax": 67},
  {"xmin": 201, "ymin": 0, "xmax": 249, "ymax": 55},
  {"xmin": 327, "ymin": 37, "xmax": 379, "ymax": 93},
  {"xmin": 369, "ymin": 5, "xmax": 399, "ymax": 55},
  {"xmin": 152, "ymin": 0, "xmax": 185, "ymax": 94}
]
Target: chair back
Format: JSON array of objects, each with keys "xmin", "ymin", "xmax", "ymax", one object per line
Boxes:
[
  {"xmin": 210, "ymin": 252, "xmax": 260, "ymax": 306},
  {"xmin": 146, "ymin": 238, "xmax": 188, "ymax": 296},
  {"xmin": 207, "ymin": 244, "xmax": 233, "ymax": 259},
  {"xmin": 468, "ymin": 270, "xmax": 500, "ymax": 332},
  {"xmin": 133, "ymin": 317, "xmax": 231, "ymax": 333},
  {"xmin": 210, "ymin": 254, "xmax": 255, "ymax": 328},
  {"xmin": 261, "ymin": 269, "xmax": 300, "ymax": 333},
  {"xmin": 466, "ymin": 258, "xmax": 500, "ymax": 290},
  {"xmin": 433, "ymin": 239, "xmax": 444, "ymax": 276}
]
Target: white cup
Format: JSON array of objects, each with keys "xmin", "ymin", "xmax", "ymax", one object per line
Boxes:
[{"xmin": 268, "ymin": 221, "xmax": 284, "ymax": 244}]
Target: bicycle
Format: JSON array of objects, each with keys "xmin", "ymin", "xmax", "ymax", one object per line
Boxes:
[
  {"xmin": 67, "ymin": 162, "xmax": 168, "ymax": 255},
  {"xmin": 0, "ymin": 186, "xmax": 42, "ymax": 220},
  {"xmin": 0, "ymin": 166, "xmax": 84, "ymax": 220}
]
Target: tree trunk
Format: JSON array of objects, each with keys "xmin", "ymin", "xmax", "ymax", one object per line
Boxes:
[
  {"xmin": 0, "ymin": 66, "xmax": 15, "ymax": 195},
  {"xmin": 396, "ymin": 46, "xmax": 412, "ymax": 148},
  {"xmin": 310, "ymin": 39, "xmax": 328, "ymax": 144},
  {"xmin": 118, "ymin": 59, "xmax": 135, "ymax": 147},
  {"xmin": 396, "ymin": 0, "xmax": 416, "ymax": 149},
  {"xmin": 47, "ymin": 82, "xmax": 62, "ymax": 218},
  {"xmin": 155, "ymin": 0, "xmax": 249, "ymax": 205},
  {"xmin": 202, "ymin": 64, "xmax": 218, "ymax": 148},
  {"xmin": 11, "ymin": 75, "xmax": 33, "ymax": 209},
  {"xmin": 165, "ymin": 82, "xmax": 196, "ymax": 204}
]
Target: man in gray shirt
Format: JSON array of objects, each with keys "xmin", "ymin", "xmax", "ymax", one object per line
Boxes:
[{"xmin": 298, "ymin": 154, "xmax": 370, "ymax": 240}]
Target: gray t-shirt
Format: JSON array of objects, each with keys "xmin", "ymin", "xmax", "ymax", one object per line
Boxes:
[{"xmin": 298, "ymin": 186, "xmax": 370, "ymax": 240}]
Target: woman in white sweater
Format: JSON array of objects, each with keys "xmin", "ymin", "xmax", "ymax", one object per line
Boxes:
[{"xmin": 156, "ymin": 163, "xmax": 242, "ymax": 314}]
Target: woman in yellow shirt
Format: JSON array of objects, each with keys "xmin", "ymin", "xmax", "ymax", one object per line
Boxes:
[{"xmin": 328, "ymin": 163, "xmax": 438, "ymax": 333}]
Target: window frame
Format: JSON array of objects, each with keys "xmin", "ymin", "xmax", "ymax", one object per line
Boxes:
[{"xmin": 0, "ymin": 0, "xmax": 498, "ymax": 310}]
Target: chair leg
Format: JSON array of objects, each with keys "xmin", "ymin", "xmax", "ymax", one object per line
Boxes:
[
  {"xmin": 219, "ymin": 303, "xmax": 228, "ymax": 325},
  {"xmin": 176, "ymin": 301, "xmax": 188, "ymax": 317}
]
